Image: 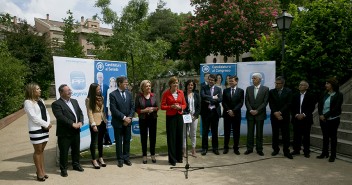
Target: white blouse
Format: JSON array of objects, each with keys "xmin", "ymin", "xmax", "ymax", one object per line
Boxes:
[{"xmin": 24, "ymin": 99, "xmax": 50, "ymax": 131}]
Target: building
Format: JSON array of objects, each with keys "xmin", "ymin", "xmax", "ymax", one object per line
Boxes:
[
  {"xmin": 205, "ymin": 52, "xmax": 253, "ymax": 63},
  {"xmin": 34, "ymin": 14, "xmax": 113, "ymax": 58}
]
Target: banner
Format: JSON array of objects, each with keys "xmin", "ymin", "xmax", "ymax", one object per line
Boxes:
[
  {"xmin": 199, "ymin": 63, "xmax": 237, "ymax": 137},
  {"xmin": 94, "ymin": 60, "xmax": 128, "ymax": 143},
  {"xmin": 53, "ymin": 56, "xmax": 127, "ymax": 151},
  {"xmin": 199, "ymin": 61, "xmax": 275, "ymax": 136},
  {"xmin": 237, "ymin": 61, "xmax": 276, "ymax": 135}
]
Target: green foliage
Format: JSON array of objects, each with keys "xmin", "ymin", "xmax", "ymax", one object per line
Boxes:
[
  {"xmin": 180, "ymin": 0, "xmax": 280, "ymax": 61},
  {"xmin": 250, "ymin": 32, "xmax": 282, "ymax": 71},
  {"xmin": 283, "ymin": 0, "xmax": 352, "ymax": 93},
  {"xmin": 0, "ymin": 15, "xmax": 54, "ymax": 99},
  {"xmin": 0, "ymin": 42, "xmax": 28, "ymax": 119},
  {"xmin": 146, "ymin": 5, "xmax": 189, "ymax": 60},
  {"xmin": 56, "ymin": 10, "xmax": 84, "ymax": 58},
  {"xmin": 94, "ymin": 0, "xmax": 172, "ymax": 89}
]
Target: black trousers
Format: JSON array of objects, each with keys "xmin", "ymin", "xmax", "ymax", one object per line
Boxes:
[
  {"xmin": 320, "ymin": 118, "xmax": 340, "ymax": 157},
  {"xmin": 58, "ymin": 134, "xmax": 80, "ymax": 171},
  {"xmin": 223, "ymin": 115, "xmax": 241, "ymax": 151},
  {"xmin": 271, "ymin": 119, "xmax": 290, "ymax": 154},
  {"xmin": 139, "ymin": 118, "xmax": 157, "ymax": 156},
  {"xmin": 201, "ymin": 109, "xmax": 219, "ymax": 150},
  {"xmin": 113, "ymin": 125, "xmax": 131, "ymax": 163},
  {"xmin": 292, "ymin": 119, "xmax": 312, "ymax": 154},
  {"xmin": 166, "ymin": 114, "xmax": 183, "ymax": 164},
  {"xmin": 246, "ymin": 119, "xmax": 264, "ymax": 152},
  {"xmin": 90, "ymin": 122, "xmax": 106, "ymax": 160}
]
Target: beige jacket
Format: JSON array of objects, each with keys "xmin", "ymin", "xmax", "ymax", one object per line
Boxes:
[{"xmin": 85, "ymin": 98, "xmax": 107, "ymax": 126}]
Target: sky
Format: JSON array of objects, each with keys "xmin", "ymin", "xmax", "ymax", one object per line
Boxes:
[{"xmin": 0, "ymin": 0, "xmax": 194, "ymax": 28}]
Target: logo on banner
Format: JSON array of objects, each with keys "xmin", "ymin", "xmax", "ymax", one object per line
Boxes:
[
  {"xmin": 250, "ymin": 72, "xmax": 265, "ymax": 85},
  {"xmin": 70, "ymin": 71, "xmax": 86, "ymax": 90},
  {"xmin": 132, "ymin": 120, "xmax": 140, "ymax": 135},
  {"xmin": 96, "ymin": 62, "xmax": 104, "ymax": 71},
  {"xmin": 202, "ymin": 65, "xmax": 210, "ymax": 73}
]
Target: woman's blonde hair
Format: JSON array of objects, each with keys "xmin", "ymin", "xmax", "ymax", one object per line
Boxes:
[
  {"xmin": 168, "ymin": 76, "xmax": 178, "ymax": 87},
  {"xmin": 25, "ymin": 83, "xmax": 39, "ymax": 100},
  {"xmin": 140, "ymin": 80, "xmax": 151, "ymax": 92}
]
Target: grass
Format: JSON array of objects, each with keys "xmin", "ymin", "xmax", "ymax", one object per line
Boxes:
[{"xmin": 81, "ymin": 110, "xmax": 272, "ymax": 159}]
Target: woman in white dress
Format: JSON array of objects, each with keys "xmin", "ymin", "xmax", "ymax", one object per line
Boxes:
[{"xmin": 24, "ymin": 83, "xmax": 52, "ymax": 181}]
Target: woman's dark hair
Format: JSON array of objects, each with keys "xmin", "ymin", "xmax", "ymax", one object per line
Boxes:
[
  {"xmin": 216, "ymin": 73, "xmax": 223, "ymax": 83},
  {"xmin": 326, "ymin": 76, "xmax": 339, "ymax": 92},
  {"xmin": 184, "ymin": 79, "xmax": 196, "ymax": 92},
  {"xmin": 87, "ymin": 83, "xmax": 101, "ymax": 110}
]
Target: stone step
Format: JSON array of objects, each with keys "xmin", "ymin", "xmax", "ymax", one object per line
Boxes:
[
  {"xmin": 310, "ymin": 134, "xmax": 352, "ymax": 156},
  {"xmin": 342, "ymin": 104, "xmax": 352, "ymax": 111},
  {"xmin": 340, "ymin": 120, "xmax": 352, "ymax": 130},
  {"xmin": 341, "ymin": 111, "xmax": 352, "ymax": 120},
  {"xmin": 311, "ymin": 126, "xmax": 352, "ymax": 141}
]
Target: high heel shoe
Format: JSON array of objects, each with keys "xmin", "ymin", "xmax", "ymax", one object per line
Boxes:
[
  {"xmin": 98, "ymin": 158, "xmax": 107, "ymax": 167},
  {"xmin": 36, "ymin": 175, "xmax": 46, "ymax": 181},
  {"xmin": 151, "ymin": 156, "xmax": 156, "ymax": 163},
  {"xmin": 36, "ymin": 172, "xmax": 48, "ymax": 180},
  {"xmin": 92, "ymin": 160, "xmax": 101, "ymax": 169},
  {"xmin": 316, "ymin": 153, "xmax": 329, "ymax": 159},
  {"xmin": 143, "ymin": 156, "xmax": 147, "ymax": 164}
]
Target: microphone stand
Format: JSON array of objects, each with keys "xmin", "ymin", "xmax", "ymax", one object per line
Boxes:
[{"xmin": 171, "ymin": 114, "xmax": 204, "ymax": 179}]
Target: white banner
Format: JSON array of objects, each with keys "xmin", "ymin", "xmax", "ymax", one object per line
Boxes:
[
  {"xmin": 237, "ymin": 61, "xmax": 276, "ymax": 135},
  {"xmin": 53, "ymin": 57, "xmax": 129, "ymax": 151}
]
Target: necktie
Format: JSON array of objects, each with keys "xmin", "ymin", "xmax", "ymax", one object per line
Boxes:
[
  {"xmin": 278, "ymin": 90, "xmax": 282, "ymax": 96},
  {"xmin": 231, "ymin": 88, "xmax": 235, "ymax": 98},
  {"xmin": 254, "ymin": 87, "xmax": 258, "ymax": 99},
  {"xmin": 210, "ymin": 86, "xmax": 214, "ymax": 96},
  {"xmin": 121, "ymin": 91, "xmax": 126, "ymax": 102}
]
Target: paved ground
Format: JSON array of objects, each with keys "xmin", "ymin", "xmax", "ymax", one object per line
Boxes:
[{"xmin": 0, "ymin": 99, "xmax": 351, "ymax": 185}]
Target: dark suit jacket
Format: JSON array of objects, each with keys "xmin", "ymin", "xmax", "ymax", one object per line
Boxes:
[
  {"xmin": 109, "ymin": 89, "xmax": 135, "ymax": 128},
  {"xmin": 269, "ymin": 87, "xmax": 292, "ymax": 120},
  {"xmin": 52, "ymin": 98, "xmax": 84, "ymax": 137},
  {"xmin": 200, "ymin": 85, "xmax": 222, "ymax": 117},
  {"xmin": 245, "ymin": 85, "xmax": 269, "ymax": 120},
  {"xmin": 135, "ymin": 92, "xmax": 158, "ymax": 120},
  {"xmin": 291, "ymin": 91, "xmax": 316, "ymax": 125},
  {"xmin": 184, "ymin": 92, "xmax": 201, "ymax": 119},
  {"xmin": 318, "ymin": 91, "xmax": 343, "ymax": 119},
  {"xmin": 222, "ymin": 87, "xmax": 244, "ymax": 118}
]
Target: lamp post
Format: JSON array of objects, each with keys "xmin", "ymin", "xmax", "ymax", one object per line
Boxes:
[{"xmin": 275, "ymin": 10, "xmax": 293, "ymax": 76}]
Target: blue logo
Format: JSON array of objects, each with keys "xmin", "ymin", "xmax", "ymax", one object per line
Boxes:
[
  {"xmin": 70, "ymin": 71, "xmax": 86, "ymax": 90},
  {"xmin": 202, "ymin": 65, "xmax": 210, "ymax": 73},
  {"xmin": 250, "ymin": 72, "xmax": 265, "ymax": 86},
  {"xmin": 96, "ymin": 62, "xmax": 104, "ymax": 71},
  {"xmin": 132, "ymin": 120, "xmax": 140, "ymax": 134}
]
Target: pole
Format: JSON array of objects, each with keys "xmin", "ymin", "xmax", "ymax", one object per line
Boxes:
[{"xmin": 281, "ymin": 14, "xmax": 286, "ymax": 77}]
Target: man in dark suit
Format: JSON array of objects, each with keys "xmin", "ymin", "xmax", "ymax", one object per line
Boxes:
[
  {"xmin": 269, "ymin": 76, "xmax": 293, "ymax": 159},
  {"xmin": 222, "ymin": 76, "xmax": 244, "ymax": 155},
  {"xmin": 52, "ymin": 84, "xmax": 84, "ymax": 177},
  {"xmin": 200, "ymin": 74, "xmax": 222, "ymax": 155},
  {"xmin": 109, "ymin": 76, "xmax": 135, "ymax": 167},
  {"xmin": 291, "ymin": 80, "xmax": 316, "ymax": 158},
  {"xmin": 245, "ymin": 73, "xmax": 269, "ymax": 156}
]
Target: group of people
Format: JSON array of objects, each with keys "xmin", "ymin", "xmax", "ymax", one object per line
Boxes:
[
  {"xmin": 23, "ymin": 74, "xmax": 343, "ymax": 181},
  {"xmin": 198, "ymin": 73, "xmax": 343, "ymax": 164}
]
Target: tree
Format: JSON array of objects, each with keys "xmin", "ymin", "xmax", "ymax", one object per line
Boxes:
[
  {"xmin": 94, "ymin": 0, "xmax": 171, "ymax": 91},
  {"xmin": 56, "ymin": 10, "xmax": 84, "ymax": 58},
  {"xmin": 0, "ymin": 14, "xmax": 54, "ymax": 98},
  {"xmin": 180, "ymin": 0, "xmax": 280, "ymax": 62},
  {"xmin": 146, "ymin": 2, "xmax": 190, "ymax": 60},
  {"xmin": 0, "ymin": 41, "xmax": 28, "ymax": 119},
  {"xmin": 283, "ymin": 0, "xmax": 352, "ymax": 93}
]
